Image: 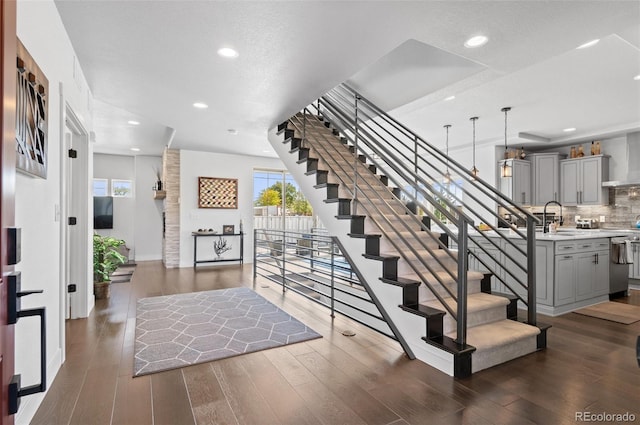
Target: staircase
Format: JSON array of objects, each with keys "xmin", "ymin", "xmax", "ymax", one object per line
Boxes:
[{"xmin": 267, "ymin": 85, "xmax": 548, "ymax": 377}]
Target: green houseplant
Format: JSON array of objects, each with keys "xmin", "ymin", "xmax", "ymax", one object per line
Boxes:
[{"xmin": 93, "ymin": 234, "xmax": 127, "ymax": 299}]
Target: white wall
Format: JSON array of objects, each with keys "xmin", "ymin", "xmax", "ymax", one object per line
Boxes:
[
  {"xmin": 179, "ymin": 150, "xmax": 284, "ymax": 267},
  {"xmin": 94, "ymin": 153, "xmax": 163, "ymax": 260},
  {"xmin": 15, "ymin": 0, "xmax": 94, "ymax": 423},
  {"xmin": 135, "ymin": 155, "xmax": 163, "ymax": 260},
  {"xmin": 93, "ymin": 154, "xmax": 135, "ymax": 251}
]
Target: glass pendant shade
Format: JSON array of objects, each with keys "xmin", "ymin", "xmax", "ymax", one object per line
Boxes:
[
  {"xmin": 501, "ymin": 161, "xmax": 512, "ymax": 178},
  {"xmin": 470, "ymin": 116, "xmax": 479, "ymax": 178},
  {"xmin": 501, "ymin": 107, "xmax": 512, "ymax": 178},
  {"xmin": 443, "ymin": 124, "xmax": 452, "ymax": 184}
]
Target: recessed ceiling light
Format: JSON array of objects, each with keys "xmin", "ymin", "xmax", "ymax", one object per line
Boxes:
[
  {"xmin": 130, "ymin": 147, "xmax": 140, "ymax": 152},
  {"xmin": 127, "ymin": 120, "xmax": 140, "ymax": 125},
  {"xmin": 227, "ymin": 129, "xmax": 238, "ymax": 135},
  {"xmin": 464, "ymin": 35, "xmax": 488, "ymax": 48},
  {"xmin": 577, "ymin": 39, "xmax": 599, "ymax": 49},
  {"xmin": 634, "ymin": 74, "xmax": 640, "ymax": 81},
  {"xmin": 563, "ymin": 127, "xmax": 576, "ymax": 132},
  {"xmin": 262, "ymin": 150, "xmax": 271, "ymax": 153},
  {"xmin": 193, "ymin": 102, "xmax": 208, "ymax": 109},
  {"xmin": 217, "ymin": 47, "xmax": 239, "ymax": 58},
  {"xmin": 444, "ymin": 95, "xmax": 456, "ymax": 101}
]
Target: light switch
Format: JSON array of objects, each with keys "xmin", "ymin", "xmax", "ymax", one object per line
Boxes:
[{"xmin": 600, "ymin": 215, "xmax": 606, "ymax": 222}]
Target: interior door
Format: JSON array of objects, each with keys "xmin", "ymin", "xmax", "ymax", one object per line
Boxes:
[{"xmin": 1, "ymin": 2, "xmax": 17, "ymax": 423}]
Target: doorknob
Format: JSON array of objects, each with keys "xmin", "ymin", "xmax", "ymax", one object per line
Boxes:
[{"xmin": 7, "ymin": 272, "xmax": 46, "ymax": 414}]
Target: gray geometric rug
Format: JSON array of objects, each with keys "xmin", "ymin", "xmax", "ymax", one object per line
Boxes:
[{"xmin": 134, "ymin": 287, "xmax": 321, "ymax": 376}]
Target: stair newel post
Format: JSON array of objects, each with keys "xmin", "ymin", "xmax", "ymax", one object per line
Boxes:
[
  {"xmin": 281, "ymin": 232, "xmax": 286, "ymax": 294},
  {"xmin": 302, "ymin": 107, "xmax": 307, "ymax": 149},
  {"xmin": 526, "ymin": 215, "xmax": 537, "ymax": 325},
  {"xmin": 353, "ymin": 94, "xmax": 360, "ymax": 215},
  {"xmin": 456, "ymin": 219, "xmax": 469, "ymax": 345},
  {"xmin": 414, "ymin": 135, "xmax": 419, "ymax": 200},
  {"xmin": 252, "ymin": 228, "xmax": 257, "ymax": 280},
  {"xmin": 330, "ymin": 238, "xmax": 336, "ymax": 318}
]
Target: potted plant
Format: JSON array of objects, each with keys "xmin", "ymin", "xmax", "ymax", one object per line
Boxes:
[{"xmin": 93, "ymin": 234, "xmax": 127, "ymax": 299}]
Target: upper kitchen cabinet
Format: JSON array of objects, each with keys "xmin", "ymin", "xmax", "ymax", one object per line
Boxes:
[
  {"xmin": 531, "ymin": 153, "xmax": 565, "ymax": 205},
  {"xmin": 498, "ymin": 159, "xmax": 531, "ymax": 206},
  {"xmin": 560, "ymin": 155, "xmax": 609, "ymax": 206}
]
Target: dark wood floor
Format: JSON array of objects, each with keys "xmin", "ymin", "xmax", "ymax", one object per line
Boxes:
[{"xmin": 32, "ymin": 261, "xmax": 640, "ymax": 425}]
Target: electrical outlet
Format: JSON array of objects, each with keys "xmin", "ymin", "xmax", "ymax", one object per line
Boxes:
[{"xmin": 600, "ymin": 215, "xmax": 606, "ymax": 222}]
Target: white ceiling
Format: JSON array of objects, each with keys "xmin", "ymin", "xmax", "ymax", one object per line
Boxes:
[{"xmin": 53, "ymin": 1, "xmax": 640, "ymax": 158}]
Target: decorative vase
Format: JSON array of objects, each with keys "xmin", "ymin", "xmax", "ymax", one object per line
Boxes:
[{"xmin": 94, "ymin": 281, "xmax": 110, "ymax": 299}]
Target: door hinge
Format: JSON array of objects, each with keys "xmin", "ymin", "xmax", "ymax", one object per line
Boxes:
[
  {"xmin": 68, "ymin": 217, "xmax": 77, "ymax": 225},
  {"xmin": 68, "ymin": 148, "xmax": 77, "ymax": 158},
  {"xmin": 67, "ymin": 284, "xmax": 77, "ymax": 293}
]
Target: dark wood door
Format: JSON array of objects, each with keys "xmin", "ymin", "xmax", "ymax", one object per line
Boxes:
[{"xmin": 0, "ymin": 1, "xmax": 16, "ymax": 424}]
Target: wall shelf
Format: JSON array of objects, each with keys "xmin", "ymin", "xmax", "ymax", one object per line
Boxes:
[{"xmin": 153, "ymin": 190, "xmax": 166, "ymax": 200}]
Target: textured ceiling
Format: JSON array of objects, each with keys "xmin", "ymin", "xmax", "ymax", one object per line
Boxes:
[{"xmin": 53, "ymin": 0, "xmax": 640, "ymax": 157}]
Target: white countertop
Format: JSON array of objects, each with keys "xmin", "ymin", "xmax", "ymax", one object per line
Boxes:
[{"xmin": 469, "ymin": 228, "xmax": 640, "ymax": 241}]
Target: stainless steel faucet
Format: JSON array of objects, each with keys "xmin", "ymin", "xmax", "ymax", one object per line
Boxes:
[{"xmin": 543, "ymin": 200, "xmax": 563, "ymax": 233}]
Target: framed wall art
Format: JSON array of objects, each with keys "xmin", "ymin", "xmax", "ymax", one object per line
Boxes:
[
  {"xmin": 198, "ymin": 177, "xmax": 238, "ymax": 209},
  {"xmin": 16, "ymin": 39, "xmax": 49, "ymax": 179}
]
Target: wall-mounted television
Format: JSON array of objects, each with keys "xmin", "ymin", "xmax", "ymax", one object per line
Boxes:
[{"xmin": 94, "ymin": 196, "xmax": 113, "ymax": 229}]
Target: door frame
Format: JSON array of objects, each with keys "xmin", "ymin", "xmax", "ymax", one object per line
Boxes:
[
  {"xmin": 59, "ymin": 91, "xmax": 91, "ymax": 332},
  {"xmin": 1, "ymin": 1, "xmax": 17, "ymax": 423}
]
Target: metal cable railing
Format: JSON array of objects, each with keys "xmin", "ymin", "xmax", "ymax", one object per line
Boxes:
[
  {"xmin": 279, "ymin": 85, "xmax": 540, "ymax": 348},
  {"xmin": 312, "ymin": 84, "xmax": 539, "ymax": 330},
  {"xmin": 291, "ymin": 112, "xmax": 464, "ymax": 300},
  {"xmin": 253, "ymin": 228, "xmax": 395, "ymax": 339},
  {"xmin": 288, "ymin": 111, "xmax": 469, "ymax": 341}
]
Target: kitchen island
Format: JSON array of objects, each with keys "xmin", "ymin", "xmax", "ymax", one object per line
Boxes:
[{"xmin": 468, "ymin": 228, "xmax": 638, "ymax": 316}]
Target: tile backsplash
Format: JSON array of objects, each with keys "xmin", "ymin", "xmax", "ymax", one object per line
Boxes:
[{"xmin": 528, "ymin": 187, "xmax": 640, "ymax": 229}]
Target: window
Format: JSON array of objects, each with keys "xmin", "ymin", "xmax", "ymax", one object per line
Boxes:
[
  {"xmin": 253, "ymin": 169, "xmax": 318, "ymax": 232},
  {"xmin": 111, "ymin": 179, "xmax": 134, "ymax": 197},
  {"xmin": 93, "ymin": 178, "xmax": 109, "ymax": 196}
]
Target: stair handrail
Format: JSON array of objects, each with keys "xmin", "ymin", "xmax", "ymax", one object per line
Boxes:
[
  {"xmin": 318, "ymin": 96, "xmax": 533, "ymax": 285},
  {"xmin": 288, "ymin": 112, "xmax": 470, "ymax": 339},
  {"xmin": 316, "ymin": 84, "xmax": 538, "ymax": 326}
]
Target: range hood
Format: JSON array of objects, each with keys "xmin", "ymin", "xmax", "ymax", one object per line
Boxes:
[{"xmin": 602, "ymin": 134, "xmax": 640, "ymax": 187}]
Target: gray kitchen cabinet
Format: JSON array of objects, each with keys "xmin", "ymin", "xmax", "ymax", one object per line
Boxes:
[
  {"xmin": 575, "ymin": 249, "xmax": 609, "ymax": 300},
  {"xmin": 560, "ymin": 155, "xmax": 609, "ymax": 206},
  {"xmin": 531, "ymin": 153, "xmax": 563, "ymax": 205},
  {"xmin": 630, "ymin": 242, "xmax": 640, "ymax": 280},
  {"xmin": 555, "ymin": 253, "xmax": 576, "ymax": 306},
  {"xmin": 498, "ymin": 159, "xmax": 531, "ymax": 206},
  {"xmin": 500, "ymin": 239, "xmax": 554, "ymax": 306},
  {"xmin": 554, "ymin": 239, "xmax": 610, "ymax": 305},
  {"xmin": 469, "ymin": 239, "xmax": 503, "ymax": 293}
]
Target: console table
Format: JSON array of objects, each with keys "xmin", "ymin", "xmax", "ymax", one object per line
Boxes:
[{"xmin": 192, "ymin": 232, "xmax": 243, "ymax": 268}]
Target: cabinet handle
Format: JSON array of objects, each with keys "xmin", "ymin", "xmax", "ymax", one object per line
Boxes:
[
  {"xmin": 581, "ymin": 244, "xmax": 591, "ymax": 248},
  {"xmin": 554, "ymin": 192, "xmax": 557, "ymax": 201},
  {"xmin": 561, "ymin": 246, "xmax": 573, "ymax": 250},
  {"xmin": 564, "ymin": 255, "xmax": 573, "ymax": 259},
  {"xmin": 576, "ymin": 191, "xmax": 579, "ymax": 203},
  {"xmin": 594, "ymin": 253, "xmax": 598, "ymax": 264}
]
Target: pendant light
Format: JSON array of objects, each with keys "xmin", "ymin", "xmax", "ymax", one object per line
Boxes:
[
  {"xmin": 500, "ymin": 107, "xmax": 512, "ymax": 178},
  {"xmin": 443, "ymin": 124, "xmax": 452, "ymax": 184},
  {"xmin": 470, "ymin": 116, "xmax": 479, "ymax": 178}
]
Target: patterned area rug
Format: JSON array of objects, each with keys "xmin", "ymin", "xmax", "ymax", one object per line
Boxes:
[{"xmin": 134, "ymin": 287, "xmax": 321, "ymax": 376}]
